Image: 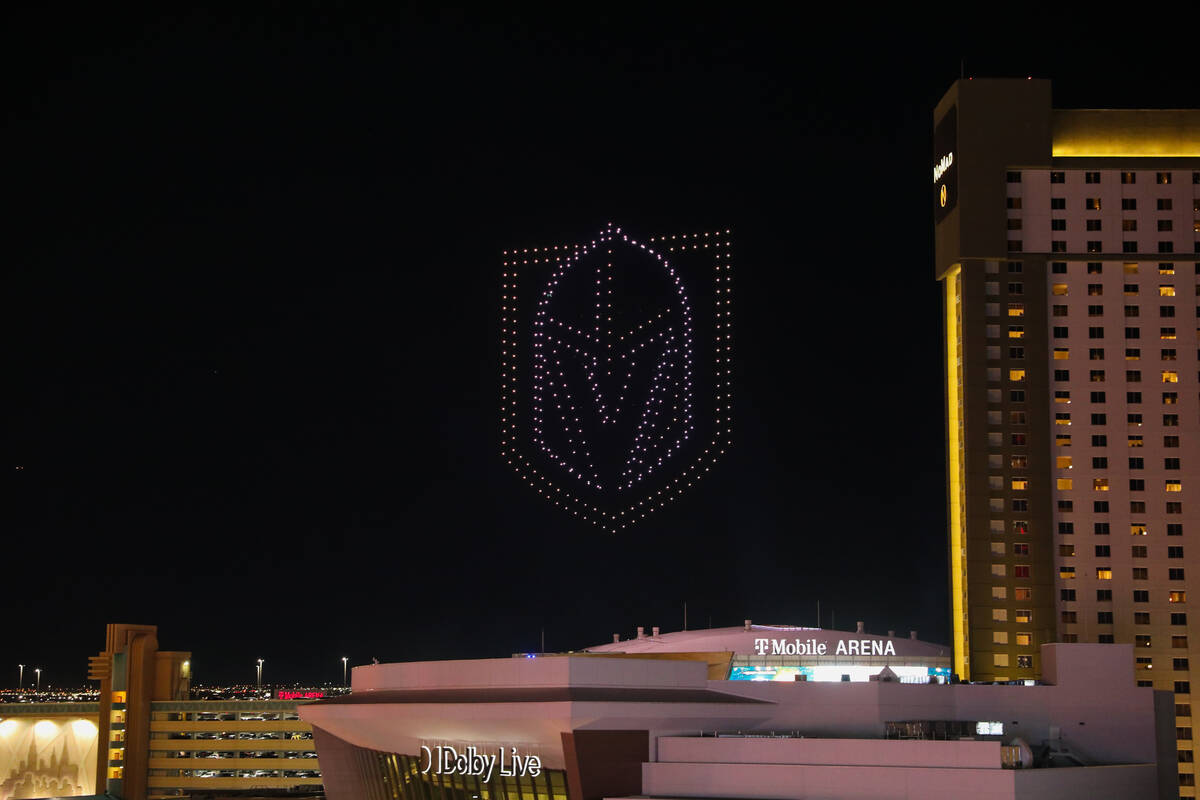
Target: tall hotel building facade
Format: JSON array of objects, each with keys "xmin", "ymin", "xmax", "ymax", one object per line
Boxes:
[{"xmin": 936, "ymin": 78, "xmax": 1199, "ymax": 785}]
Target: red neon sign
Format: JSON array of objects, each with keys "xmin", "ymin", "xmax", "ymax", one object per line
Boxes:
[{"xmin": 277, "ymin": 690, "xmax": 324, "ymax": 700}]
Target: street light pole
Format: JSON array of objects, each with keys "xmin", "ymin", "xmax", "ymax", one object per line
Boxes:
[
  {"xmin": 256, "ymin": 659, "xmax": 263, "ymax": 688},
  {"xmin": 18, "ymin": 664, "xmax": 23, "ymax": 689},
  {"xmin": 35, "ymin": 668, "xmax": 41, "ymax": 691},
  {"xmin": 342, "ymin": 657, "xmax": 348, "ymax": 687}
]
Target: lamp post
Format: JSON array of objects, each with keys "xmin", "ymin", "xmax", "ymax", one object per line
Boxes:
[
  {"xmin": 18, "ymin": 664, "xmax": 24, "ymax": 689},
  {"xmin": 256, "ymin": 659, "xmax": 263, "ymax": 688},
  {"xmin": 35, "ymin": 668, "xmax": 41, "ymax": 691},
  {"xmin": 341, "ymin": 657, "xmax": 348, "ymax": 687}
]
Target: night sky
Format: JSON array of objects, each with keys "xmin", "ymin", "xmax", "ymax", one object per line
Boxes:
[{"xmin": 6, "ymin": 9, "xmax": 1197, "ymax": 687}]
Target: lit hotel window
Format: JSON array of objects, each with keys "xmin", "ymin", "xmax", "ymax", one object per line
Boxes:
[
  {"xmin": 1052, "ymin": 284, "xmax": 1069, "ymax": 296},
  {"xmin": 1009, "ymin": 326, "xmax": 1024, "ymax": 338},
  {"xmin": 1016, "ymin": 609, "xmax": 1033, "ymax": 623},
  {"xmin": 1124, "ymin": 263, "xmax": 1139, "ymax": 275},
  {"xmin": 1171, "ymin": 592, "xmax": 1188, "ymax": 604},
  {"xmin": 1055, "ymin": 413, "xmax": 1071, "ymax": 425},
  {"xmin": 1167, "ymin": 481, "xmax": 1183, "ymax": 493},
  {"xmin": 1015, "ymin": 588, "xmax": 1032, "ymax": 601},
  {"xmin": 1057, "ymin": 456, "xmax": 1073, "ymax": 469},
  {"xmin": 1010, "ymin": 369, "xmax": 1026, "ymax": 382},
  {"xmin": 991, "ymin": 540, "xmax": 1006, "ymax": 555},
  {"xmin": 993, "ymin": 608, "xmax": 1008, "ymax": 622},
  {"xmin": 1054, "ymin": 348, "xmax": 1070, "ymax": 359},
  {"xmin": 1162, "ymin": 370, "xmax": 1179, "ymax": 383},
  {"xmin": 1012, "ymin": 478, "xmax": 1029, "ymax": 490},
  {"xmin": 1097, "ymin": 568, "xmax": 1114, "ymax": 580},
  {"xmin": 1060, "ymin": 566, "xmax": 1077, "ymax": 579},
  {"xmin": 1057, "ymin": 478, "xmax": 1074, "ymax": 490},
  {"xmin": 1161, "ymin": 327, "xmax": 1177, "ymax": 339},
  {"xmin": 993, "ymin": 631, "xmax": 1008, "ymax": 644},
  {"xmin": 1094, "ymin": 478, "xmax": 1110, "ymax": 491},
  {"xmin": 1008, "ymin": 303, "xmax": 1024, "ymax": 317},
  {"xmin": 1129, "ymin": 436, "xmax": 1144, "ymax": 447},
  {"xmin": 1161, "ymin": 285, "xmax": 1177, "ymax": 297},
  {"xmin": 992, "ymin": 586, "xmax": 1008, "ymax": 600},
  {"xmin": 994, "ymin": 653, "xmax": 1009, "ymax": 667},
  {"xmin": 991, "ymin": 563, "xmax": 1006, "ymax": 577},
  {"xmin": 1055, "ymin": 390, "xmax": 1071, "ymax": 403},
  {"xmin": 1160, "ymin": 262, "xmax": 1176, "ymax": 275},
  {"xmin": 1132, "ymin": 523, "xmax": 1148, "ymax": 536},
  {"xmin": 1056, "ymin": 434, "xmax": 1072, "ymax": 446}
]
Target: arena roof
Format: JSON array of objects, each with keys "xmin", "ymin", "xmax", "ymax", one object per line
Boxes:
[{"xmin": 584, "ymin": 625, "xmax": 950, "ymax": 659}]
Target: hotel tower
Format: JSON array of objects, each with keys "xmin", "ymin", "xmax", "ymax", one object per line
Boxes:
[{"xmin": 936, "ymin": 78, "xmax": 1199, "ymax": 787}]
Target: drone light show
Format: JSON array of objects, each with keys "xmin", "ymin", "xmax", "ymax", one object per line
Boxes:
[{"xmin": 501, "ymin": 223, "xmax": 733, "ymax": 531}]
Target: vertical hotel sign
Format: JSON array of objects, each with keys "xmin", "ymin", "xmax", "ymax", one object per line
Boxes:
[{"xmin": 933, "ymin": 106, "xmax": 957, "ymax": 223}]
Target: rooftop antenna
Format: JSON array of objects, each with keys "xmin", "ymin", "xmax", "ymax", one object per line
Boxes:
[{"xmin": 683, "ymin": 601, "xmax": 688, "ymax": 631}]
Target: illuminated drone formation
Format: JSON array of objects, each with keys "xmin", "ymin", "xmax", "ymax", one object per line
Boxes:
[{"xmin": 501, "ymin": 223, "xmax": 733, "ymax": 531}]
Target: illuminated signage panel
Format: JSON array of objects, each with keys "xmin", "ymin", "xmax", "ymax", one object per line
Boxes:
[{"xmin": 933, "ymin": 106, "xmax": 958, "ymax": 223}]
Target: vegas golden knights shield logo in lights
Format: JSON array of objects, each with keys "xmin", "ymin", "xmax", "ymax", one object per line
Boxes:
[{"xmin": 501, "ymin": 223, "xmax": 732, "ymax": 531}]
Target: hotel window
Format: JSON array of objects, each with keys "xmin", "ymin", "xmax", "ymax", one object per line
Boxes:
[
  {"xmin": 1094, "ymin": 478, "xmax": 1110, "ymax": 491},
  {"xmin": 1089, "ymin": 327, "xmax": 1105, "ymax": 339},
  {"xmin": 1128, "ymin": 391, "xmax": 1142, "ymax": 403},
  {"xmin": 990, "ymin": 539, "xmax": 1005, "ymax": 554},
  {"xmin": 1012, "ymin": 498, "xmax": 1028, "ymax": 511},
  {"xmin": 994, "ymin": 654, "xmax": 1010, "ymax": 667},
  {"xmin": 1015, "ymin": 609, "xmax": 1032, "ymax": 623},
  {"xmin": 1173, "ymin": 569, "xmax": 1188, "ymax": 581},
  {"xmin": 1173, "ymin": 613, "xmax": 1189, "ymax": 626},
  {"xmin": 1167, "ymin": 502, "xmax": 1183, "ymax": 514},
  {"xmin": 1131, "ymin": 479, "xmax": 1146, "ymax": 491},
  {"xmin": 1014, "ymin": 565, "xmax": 1031, "ymax": 579},
  {"xmin": 1135, "ymin": 590, "xmax": 1150, "ymax": 602},
  {"xmin": 1051, "ymin": 261, "xmax": 1067, "ymax": 274},
  {"xmin": 1008, "ymin": 347, "xmax": 1025, "ymax": 360},
  {"xmin": 1056, "ymin": 455, "xmax": 1073, "ymax": 470},
  {"xmin": 1093, "ymin": 435, "xmax": 1108, "ymax": 447},
  {"xmin": 1130, "ymin": 456, "xmax": 1144, "ymax": 469},
  {"xmin": 1161, "ymin": 327, "xmax": 1176, "ymax": 339},
  {"xmin": 1090, "ymin": 370, "xmax": 1105, "ymax": 382},
  {"xmin": 1008, "ymin": 303, "xmax": 1024, "ymax": 317},
  {"xmin": 1160, "ymin": 262, "xmax": 1176, "ymax": 275},
  {"xmin": 1123, "ymin": 198, "xmax": 1137, "ymax": 210},
  {"xmin": 1056, "ymin": 434, "xmax": 1072, "ymax": 446},
  {"xmin": 1013, "ymin": 520, "xmax": 1029, "ymax": 535},
  {"xmin": 1061, "ymin": 588, "xmax": 1076, "ymax": 600},
  {"xmin": 1051, "ymin": 219, "xmax": 1066, "ymax": 230},
  {"xmin": 1127, "ymin": 370, "xmax": 1142, "ymax": 382},
  {"xmin": 1162, "ymin": 305, "xmax": 1177, "ymax": 317},
  {"xmin": 986, "ymin": 324, "xmax": 1000, "ymax": 339},
  {"xmin": 1132, "ymin": 545, "xmax": 1147, "ymax": 558},
  {"xmin": 1062, "ymin": 634, "xmax": 1078, "ymax": 643},
  {"xmin": 1129, "ymin": 412, "xmax": 1142, "ymax": 425},
  {"xmin": 1176, "ymin": 637, "xmax": 1191, "ymax": 650},
  {"xmin": 1161, "ymin": 284, "xmax": 1177, "ymax": 296},
  {"xmin": 1126, "ymin": 348, "xmax": 1141, "ymax": 359},
  {"xmin": 1167, "ymin": 458, "xmax": 1182, "ymax": 470},
  {"xmin": 992, "ymin": 586, "xmax": 1008, "ymax": 600},
  {"xmin": 1159, "ymin": 241, "xmax": 1174, "ymax": 253},
  {"xmin": 1052, "ymin": 241, "xmax": 1067, "ymax": 253},
  {"xmin": 1123, "ymin": 219, "xmax": 1139, "ymax": 232},
  {"xmin": 993, "ymin": 631, "xmax": 1008, "ymax": 643},
  {"xmin": 1164, "ymin": 391, "xmax": 1179, "ymax": 404},
  {"xmin": 1136, "ymin": 635, "xmax": 1153, "ymax": 647},
  {"xmin": 1095, "ymin": 522, "xmax": 1111, "ymax": 535},
  {"xmin": 991, "ymin": 563, "xmax": 1006, "ymax": 577},
  {"xmin": 1085, "ymin": 172, "xmax": 1101, "ymax": 183},
  {"xmin": 1017, "ymin": 655, "xmax": 1033, "ymax": 669},
  {"xmin": 1158, "ymin": 172, "xmax": 1173, "ymax": 185},
  {"xmin": 1171, "ymin": 591, "xmax": 1188, "ymax": 604},
  {"xmin": 1008, "ymin": 240, "xmax": 1023, "ymax": 252},
  {"xmin": 1162, "ymin": 348, "xmax": 1178, "ymax": 360},
  {"xmin": 1126, "ymin": 327, "xmax": 1140, "ymax": 338},
  {"xmin": 1051, "ymin": 171, "xmax": 1065, "ymax": 184},
  {"xmin": 1130, "ymin": 435, "xmax": 1144, "ymax": 447},
  {"xmin": 1097, "ymin": 589, "xmax": 1112, "ymax": 601},
  {"xmin": 1097, "ymin": 545, "xmax": 1112, "ymax": 557},
  {"xmin": 1057, "ymin": 479, "xmax": 1074, "ymax": 491},
  {"xmin": 1123, "ymin": 241, "xmax": 1138, "ymax": 253},
  {"xmin": 1163, "ymin": 370, "xmax": 1179, "ymax": 383},
  {"xmin": 1160, "ymin": 220, "xmax": 1174, "ymax": 232},
  {"xmin": 1016, "ymin": 632, "xmax": 1033, "ymax": 647},
  {"xmin": 1052, "ymin": 284, "xmax": 1069, "ymax": 296},
  {"xmin": 1009, "ymin": 325, "xmax": 1024, "ymax": 338},
  {"xmin": 1062, "ymin": 610, "xmax": 1077, "ymax": 622},
  {"xmin": 1009, "ymin": 369, "xmax": 1026, "ymax": 382},
  {"xmin": 1167, "ymin": 480, "xmax": 1183, "ymax": 493},
  {"xmin": 1170, "ymin": 546, "xmax": 1185, "ymax": 559},
  {"xmin": 1126, "ymin": 305, "xmax": 1140, "ymax": 317},
  {"xmin": 1097, "ymin": 568, "xmax": 1113, "ymax": 580},
  {"xmin": 1095, "ymin": 500, "xmax": 1109, "ymax": 512},
  {"xmin": 993, "ymin": 608, "xmax": 1008, "ymax": 621},
  {"xmin": 1158, "ymin": 198, "xmax": 1174, "ymax": 210},
  {"xmin": 1088, "ymin": 348, "xmax": 1105, "ymax": 361},
  {"xmin": 1055, "ymin": 412, "xmax": 1072, "ymax": 425},
  {"xmin": 1087, "ymin": 220, "xmax": 1102, "ymax": 232},
  {"xmin": 1054, "ymin": 326, "xmax": 1069, "ymax": 338},
  {"xmin": 1007, "ymin": 197, "xmax": 1022, "ymax": 209},
  {"xmin": 1086, "ymin": 198, "xmax": 1101, "ymax": 210},
  {"xmin": 1131, "ymin": 500, "xmax": 1147, "ymax": 513},
  {"xmin": 1087, "ymin": 262, "xmax": 1102, "ymax": 275},
  {"xmin": 1136, "ymin": 613, "xmax": 1152, "ymax": 625},
  {"xmin": 1091, "ymin": 391, "xmax": 1106, "ymax": 402},
  {"xmin": 1088, "ymin": 305, "xmax": 1104, "ymax": 317},
  {"xmin": 1006, "ymin": 171, "xmax": 1022, "ymax": 183},
  {"xmin": 1054, "ymin": 304, "xmax": 1068, "ymax": 316},
  {"xmin": 1091, "ymin": 413, "xmax": 1107, "ymax": 424},
  {"xmin": 1098, "ymin": 611, "xmax": 1114, "ymax": 624},
  {"xmin": 1095, "ymin": 456, "xmax": 1110, "ymax": 468},
  {"xmin": 1169, "ymin": 524, "xmax": 1184, "ymax": 536},
  {"xmin": 1089, "ymin": 241, "xmax": 1103, "ymax": 253},
  {"xmin": 1058, "ymin": 499, "xmax": 1073, "ymax": 511},
  {"xmin": 1121, "ymin": 171, "xmax": 1136, "ymax": 184},
  {"xmin": 1164, "ymin": 413, "xmax": 1180, "ymax": 426},
  {"xmin": 1124, "ymin": 283, "xmax": 1139, "ymax": 296}
]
